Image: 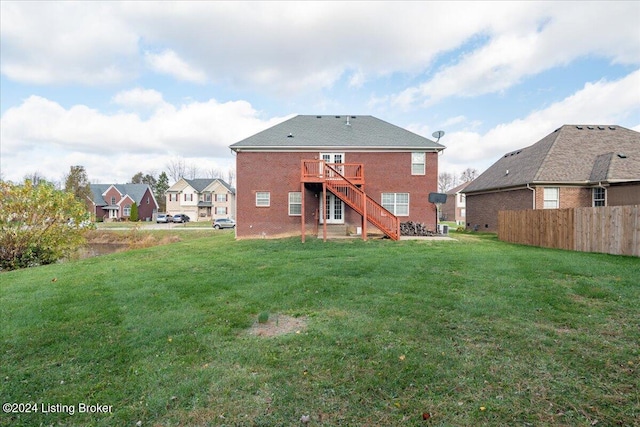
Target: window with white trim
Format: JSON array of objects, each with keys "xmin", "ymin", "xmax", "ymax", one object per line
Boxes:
[
  {"xmin": 593, "ymin": 187, "xmax": 606, "ymax": 207},
  {"xmin": 289, "ymin": 192, "xmax": 302, "ymax": 216},
  {"xmin": 543, "ymin": 187, "xmax": 559, "ymax": 209},
  {"xmin": 215, "ymin": 194, "xmax": 227, "ymax": 202},
  {"xmin": 256, "ymin": 192, "xmax": 270, "ymax": 207},
  {"xmin": 216, "ymin": 206, "xmax": 227, "ymax": 215},
  {"xmin": 111, "ymin": 196, "xmax": 116, "ymax": 205},
  {"xmin": 411, "ymin": 152, "xmax": 426, "ymax": 175},
  {"xmin": 123, "ymin": 204, "xmax": 131, "ymax": 216},
  {"xmin": 381, "ymin": 193, "xmax": 409, "ymax": 216}
]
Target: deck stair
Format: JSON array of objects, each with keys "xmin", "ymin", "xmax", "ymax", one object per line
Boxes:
[{"xmin": 302, "ymin": 160, "xmax": 399, "ymax": 241}]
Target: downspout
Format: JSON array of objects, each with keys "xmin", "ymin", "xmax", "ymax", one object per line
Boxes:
[{"xmin": 526, "ymin": 183, "xmax": 535, "ymax": 209}]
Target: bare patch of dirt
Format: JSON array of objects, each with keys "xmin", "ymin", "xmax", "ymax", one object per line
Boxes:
[{"xmin": 247, "ymin": 315, "xmax": 308, "ymax": 337}]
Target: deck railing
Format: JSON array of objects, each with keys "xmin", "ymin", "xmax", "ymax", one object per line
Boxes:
[
  {"xmin": 323, "ymin": 164, "xmax": 399, "ymax": 240},
  {"xmin": 301, "ymin": 160, "xmax": 364, "ymax": 185}
]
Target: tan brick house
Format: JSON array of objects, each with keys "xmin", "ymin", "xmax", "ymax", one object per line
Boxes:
[
  {"xmin": 166, "ymin": 178, "xmax": 235, "ymax": 222},
  {"xmin": 463, "ymin": 125, "xmax": 640, "ymax": 232},
  {"xmin": 229, "ymin": 115, "xmax": 445, "ymax": 240}
]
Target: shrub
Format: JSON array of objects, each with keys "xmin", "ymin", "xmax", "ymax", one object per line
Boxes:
[{"xmin": 0, "ymin": 180, "xmax": 92, "ymax": 271}]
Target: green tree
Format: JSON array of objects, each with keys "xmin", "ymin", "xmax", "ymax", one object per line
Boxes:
[
  {"xmin": 130, "ymin": 202, "xmax": 139, "ymax": 222},
  {"xmin": 155, "ymin": 172, "xmax": 170, "ymax": 212},
  {"xmin": 64, "ymin": 165, "xmax": 92, "ymax": 203},
  {"xmin": 0, "ymin": 180, "xmax": 92, "ymax": 271}
]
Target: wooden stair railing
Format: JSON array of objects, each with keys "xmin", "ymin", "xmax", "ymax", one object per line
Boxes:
[{"xmin": 323, "ymin": 164, "xmax": 400, "ymax": 240}]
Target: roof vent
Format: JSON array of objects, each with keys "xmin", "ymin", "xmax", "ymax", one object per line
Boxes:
[
  {"xmin": 609, "ymin": 126, "xmax": 616, "ymax": 130},
  {"xmin": 335, "ymin": 116, "xmax": 341, "ymax": 118},
  {"xmin": 346, "ymin": 116, "xmax": 351, "ymax": 126},
  {"xmin": 618, "ymin": 153, "xmax": 627, "ymax": 159},
  {"xmin": 598, "ymin": 126, "xmax": 605, "ymax": 130},
  {"xmin": 316, "ymin": 116, "xmax": 322, "ymax": 118},
  {"xmin": 587, "ymin": 126, "xmax": 594, "ymax": 130},
  {"xmin": 576, "ymin": 126, "xmax": 583, "ymax": 129},
  {"xmin": 287, "ymin": 133, "xmax": 293, "ymax": 138}
]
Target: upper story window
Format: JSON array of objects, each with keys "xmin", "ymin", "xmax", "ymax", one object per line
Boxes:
[
  {"xmin": 111, "ymin": 196, "xmax": 116, "ymax": 205},
  {"xmin": 458, "ymin": 193, "xmax": 466, "ymax": 206},
  {"xmin": 593, "ymin": 187, "xmax": 606, "ymax": 207},
  {"xmin": 215, "ymin": 194, "xmax": 227, "ymax": 202},
  {"xmin": 204, "ymin": 193, "xmax": 212, "ymax": 202},
  {"xmin": 543, "ymin": 187, "xmax": 559, "ymax": 209},
  {"xmin": 411, "ymin": 152, "xmax": 425, "ymax": 175}
]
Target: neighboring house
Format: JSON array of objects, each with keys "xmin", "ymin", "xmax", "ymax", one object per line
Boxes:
[
  {"xmin": 166, "ymin": 178, "xmax": 235, "ymax": 222},
  {"xmin": 463, "ymin": 125, "xmax": 640, "ymax": 232},
  {"xmin": 88, "ymin": 184, "xmax": 159, "ymax": 222},
  {"xmin": 229, "ymin": 115, "xmax": 445, "ymax": 240},
  {"xmin": 441, "ymin": 181, "xmax": 471, "ymax": 225}
]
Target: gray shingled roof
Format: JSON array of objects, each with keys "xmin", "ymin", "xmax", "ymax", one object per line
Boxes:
[
  {"xmin": 229, "ymin": 115, "xmax": 445, "ymax": 151},
  {"xmin": 90, "ymin": 183, "xmax": 153, "ymax": 206},
  {"xmin": 182, "ymin": 178, "xmax": 235, "ymax": 194},
  {"xmin": 464, "ymin": 125, "xmax": 640, "ymax": 193}
]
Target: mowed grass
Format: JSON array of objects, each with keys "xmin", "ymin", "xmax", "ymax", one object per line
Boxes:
[{"xmin": 1, "ymin": 231, "xmax": 638, "ymax": 426}]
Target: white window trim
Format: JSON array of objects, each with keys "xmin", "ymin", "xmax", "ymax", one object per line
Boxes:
[
  {"xmin": 256, "ymin": 192, "xmax": 270, "ymax": 207},
  {"xmin": 593, "ymin": 187, "xmax": 606, "ymax": 207},
  {"xmin": 289, "ymin": 192, "xmax": 302, "ymax": 216},
  {"xmin": 381, "ymin": 192, "xmax": 410, "ymax": 216},
  {"xmin": 411, "ymin": 152, "xmax": 426, "ymax": 175},
  {"xmin": 543, "ymin": 187, "xmax": 559, "ymax": 209}
]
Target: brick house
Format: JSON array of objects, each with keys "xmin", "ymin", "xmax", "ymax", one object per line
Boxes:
[
  {"xmin": 88, "ymin": 183, "xmax": 158, "ymax": 222},
  {"xmin": 463, "ymin": 125, "xmax": 640, "ymax": 232},
  {"xmin": 166, "ymin": 178, "xmax": 235, "ymax": 222},
  {"xmin": 441, "ymin": 181, "xmax": 470, "ymax": 225},
  {"xmin": 229, "ymin": 115, "xmax": 445, "ymax": 240}
]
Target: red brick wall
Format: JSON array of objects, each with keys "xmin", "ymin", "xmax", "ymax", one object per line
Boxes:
[
  {"xmin": 466, "ymin": 189, "xmax": 533, "ymax": 232},
  {"xmin": 534, "ymin": 186, "xmax": 591, "ymax": 209},
  {"xmin": 235, "ymin": 151, "xmax": 439, "ymax": 239},
  {"xmin": 136, "ymin": 188, "xmax": 158, "ymax": 221}
]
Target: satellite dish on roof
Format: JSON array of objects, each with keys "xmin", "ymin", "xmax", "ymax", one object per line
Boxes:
[{"xmin": 432, "ymin": 130, "xmax": 445, "ymax": 142}]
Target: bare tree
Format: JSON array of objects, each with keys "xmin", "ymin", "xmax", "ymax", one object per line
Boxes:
[
  {"xmin": 460, "ymin": 168, "xmax": 479, "ymax": 183},
  {"xmin": 206, "ymin": 167, "xmax": 224, "ymax": 179},
  {"xmin": 166, "ymin": 159, "xmax": 187, "ymax": 182},
  {"xmin": 186, "ymin": 163, "xmax": 199, "ymax": 180},
  {"xmin": 226, "ymin": 167, "xmax": 236, "ymax": 187},
  {"xmin": 438, "ymin": 172, "xmax": 459, "ymax": 192}
]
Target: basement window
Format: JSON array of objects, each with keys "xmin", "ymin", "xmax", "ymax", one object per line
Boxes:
[
  {"xmin": 382, "ymin": 193, "xmax": 409, "ymax": 216},
  {"xmin": 256, "ymin": 192, "xmax": 270, "ymax": 207},
  {"xmin": 288, "ymin": 192, "xmax": 302, "ymax": 216}
]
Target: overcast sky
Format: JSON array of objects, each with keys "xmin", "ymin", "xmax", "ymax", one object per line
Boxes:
[{"xmin": 1, "ymin": 1, "xmax": 639, "ymax": 185}]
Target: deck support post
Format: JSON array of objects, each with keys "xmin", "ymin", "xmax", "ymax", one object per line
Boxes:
[
  {"xmin": 301, "ymin": 182, "xmax": 306, "ymax": 243},
  {"xmin": 362, "ymin": 190, "xmax": 367, "ymax": 241},
  {"xmin": 322, "ymin": 182, "xmax": 327, "ymax": 242}
]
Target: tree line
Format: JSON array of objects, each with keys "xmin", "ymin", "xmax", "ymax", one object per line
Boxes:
[{"xmin": 438, "ymin": 168, "xmax": 479, "ymax": 193}]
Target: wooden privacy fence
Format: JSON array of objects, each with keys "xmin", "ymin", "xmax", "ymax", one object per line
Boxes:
[{"xmin": 498, "ymin": 205, "xmax": 640, "ymax": 257}]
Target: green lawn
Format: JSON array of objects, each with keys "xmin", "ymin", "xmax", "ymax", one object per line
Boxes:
[{"xmin": 1, "ymin": 232, "xmax": 638, "ymax": 426}]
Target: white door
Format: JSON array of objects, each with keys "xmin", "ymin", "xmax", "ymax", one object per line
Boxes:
[
  {"xmin": 320, "ymin": 192, "xmax": 344, "ymax": 224},
  {"xmin": 321, "ymin": 152, "xmax": 344, "ymax": 178}
]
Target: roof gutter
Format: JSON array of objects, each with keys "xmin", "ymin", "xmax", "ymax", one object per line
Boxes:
[{"xmin": 526, "ymin": 183, "xmax": 535, "ymax": 209}]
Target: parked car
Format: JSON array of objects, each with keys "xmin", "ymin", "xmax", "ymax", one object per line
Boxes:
[
  {"xmin": 173, "ymin": 214, "xmax": 190, "ymax": 223},
  {"xmin": 156, "ymin": 213, "xmax": 171, "ymax": 223},
  {"xmin": 212, "ymin": 218, "xmax": 236, "ymax": 229}
]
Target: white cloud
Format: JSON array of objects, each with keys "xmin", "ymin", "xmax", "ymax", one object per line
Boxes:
[
  {"xmin": 4, "ymin": 1, "xmax": 636, "ymax": 95},
  {"xmin": 391, "ymin": 2, "xmax": 640, "ymax": 108},
  {"xmin": 144, "ymin": 50, "xmax": 207, "ymax": 83},
  {"xmin": 0, "ymin": 2, "xmax": 139, "ymax": 85},
  {"xmin": 439, "ymin": 70, "xmax": 640, "ymax": 175},
  {"xmin": 0, "ymin": 94, "xmax": 291, "ymax": 183}
]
